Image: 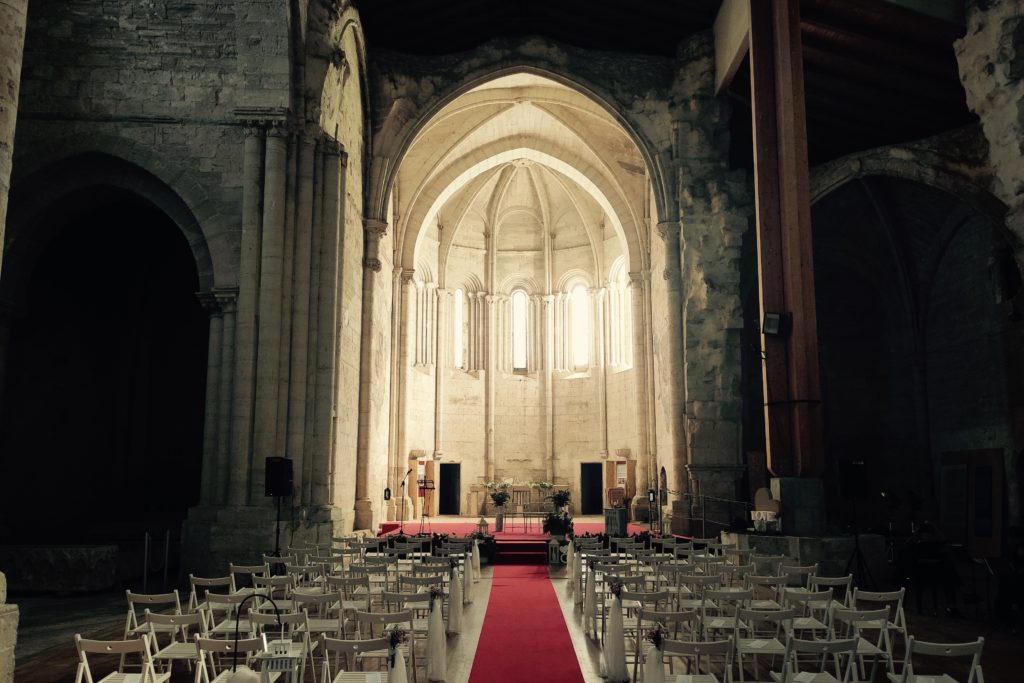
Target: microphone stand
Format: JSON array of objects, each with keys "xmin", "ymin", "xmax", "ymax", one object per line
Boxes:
[{"xmin": 399, "ymin": 469, "xmax": 413, "ymax": 535}]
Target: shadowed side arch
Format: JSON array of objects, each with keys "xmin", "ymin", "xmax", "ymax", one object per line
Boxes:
[
  {"xmin": 399, "ymin": 146, "xmax": 644, "ymax": 275},
  {"xmin": 3, "ymin": 152, "xmax": 215, "ymax": 308},
  {"xmin": 368, "ymin": 62, "xmax": 672, "ymax": 228}
]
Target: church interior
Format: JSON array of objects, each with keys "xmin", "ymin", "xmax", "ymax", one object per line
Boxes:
[{"xmin": 0, "ymin": 0, "xmax": 1022, "ymax": 681}]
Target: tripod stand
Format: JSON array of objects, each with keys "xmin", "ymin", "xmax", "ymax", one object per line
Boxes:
[
  {"xmin": 399, "ymin": 469, "xmax": 412, "ymax": 535},
  {"xmin": 845, "ymin": 497, "xmax": 875, "ymax": 589},
  {"xmin": 417, "ymin": 478, "xmax": 435, "ymax": 535}
]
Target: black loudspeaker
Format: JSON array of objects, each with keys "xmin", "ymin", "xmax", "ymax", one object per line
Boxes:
[
  {"xmin": 265, "ymin": 456, "xmax": 293, "ymax": 497},
  {"xmin": 839, "ymin": 460, "xmax": 868, "ymax": 500}
]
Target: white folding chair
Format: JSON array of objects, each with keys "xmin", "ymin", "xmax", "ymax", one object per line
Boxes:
[
  {"xmin": 318, "ymin": 635, "xmax": 391, "ymax": 683},
  {"xmin": 661, "ymin": 636, "xmax": 735, "ymax": 682},
  {"xmin": 144, "ymin": 609, "xmax": 207, "ymax": 674},
  {"xmin": 887, "ymin": 637, "xmax": 985, "ymax": 683},
  {"xmin": 249, "ymin": 608, "xmax": 318, "ymax": 683},
  {"xmin": 194, "ymin": 634, "xmax": 275, "ymax": 683},
  {"xmin": 74, "ymin": 633, "xmax": 169, "ymax": 683},
  {"xmin": 773, "ymin": 636, "xmax": 858, "ymax": 683}
]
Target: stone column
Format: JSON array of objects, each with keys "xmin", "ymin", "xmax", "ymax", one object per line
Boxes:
[
  {"xmin": 433, "ymin": 288, "xmax": 449, "ymax": 459},
  {"xmin": 593, "ymin": 287, "xmax": 609, "ymax": 457},
  {"xmin": 311, "ymin": 137, "xmax": 344, "ymax": 506},
  {"xmin": 542, "ymin": 294, "xmax": 555, "ymax": 481},
  {"xmin": 386, "ymin": 266, "xmax": 404, "ymax": 520},
  {"xmin": 214, "ymin": 289, "xmax": 238, "ymax": 504},
  {"xmin": 251, "ymin": 124, "xmax": 289, "ymax": 500},
  {"xmin": 285, "ymin": 133, "xmax": 317, "ymax": 499},
  {"xmin": 302, "ymin": 140, "xmax": 325, "ymax": 506},
  {"xmin": 394, "ymin": 268, "xmax": 416, "ymax": 518},
  {"xmin": 629, "ymin": 272, "xmax": 655, "ymax": 505},
  {"xmin": 228, "ymin": 125, "xmax": 265, "ymax": 506},
  {"xmin": 484, "ymin": 293, "xmax": 497, "ymax": 482},
  {"xmin": 275, "ymin": 134, "xmax": 298, "ymax": 457},
  {"xmin": 0, "ymin": 570, "xmax": 17, "ymax": 683},
  {"xmin": 198, "ymin": 292, "xmax": 224, "ymax": 505},
  {"xmin": 0, "ymin": 0, "xmax": 28, "ymax": 279},
  {"xmin": 354, "ymin": 218, "xmax": 388, "ymax": 529},
  {"xmin": 655, "ymin": 219, "xmax": 689, "ymax": 497}
]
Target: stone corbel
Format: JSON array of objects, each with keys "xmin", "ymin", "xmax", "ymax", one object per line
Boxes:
[
  {"xmin": 214, "ymin": 287, "xmax": 239, "ymax": 313},
  {"xmin": 196, "ymin": 291, "xmax": 222, "ymax": 318},
  {"xmin": 363, "ymin": 218, "xmax": 389, "ymax": 273}
]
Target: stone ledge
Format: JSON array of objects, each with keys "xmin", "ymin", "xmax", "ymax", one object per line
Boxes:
[{"xmin": 0, "ymin": 546, "xmax": 117, "ymax": 593}]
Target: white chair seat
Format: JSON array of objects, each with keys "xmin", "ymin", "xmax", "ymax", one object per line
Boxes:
[
  {"xmin": 770, "ymin": 672, "xmax": 842, "ymax": 683},
  {"xmin": 153, "ymin": 642, "xmax": 198, "ymax": 660},
  {"xmin": 332, "ymin": 673, "xmax": 386, "ymax": 683},
  {"xmin": 886, "ymin": 676, "xmax": 957, "ymax": 683},
  {"xmin": 855, "ymin": 638, "xmax": 887, "ymax": 657},
  {"xmin": 210, "ymin": 618, "xmax": 252, "ymax": 635},
  {"xmin": 750, "ymin": 600, "xmax": 781, "ymax": 610},
  {"xmin": 737, "ymin": 637, "xmax": 786, "ymax": 656},
  {"xmin": 210, "ymin": 671, "xmax": 280, "ymax": 683},
  {"xmin": 792, "ymin": 616, "xmax": 829, "ymax": 631},
  {"xmin": 88, "ymin": 675, "xmax": 172, "ymax": 683},
  {"xmin": 674, "ymin": 675, "xmax": 721, "ymax": 683}
]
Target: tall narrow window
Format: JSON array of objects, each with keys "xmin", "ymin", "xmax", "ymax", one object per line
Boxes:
[
  {"xmin": 570, "ymin": 284, "xmax": 590, "ymax": 368},
  {"xmin": 511, "ymin": 290, "xmax": 528, "ymax": 371},
  {"xmin": 453, "ymin": 288, "xmax": 465, "ymax": 369}
]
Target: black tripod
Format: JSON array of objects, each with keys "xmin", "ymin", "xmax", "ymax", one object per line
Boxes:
[{"xmin": 845, "ymin": 498, "xmax": 875, "ymax": 589}]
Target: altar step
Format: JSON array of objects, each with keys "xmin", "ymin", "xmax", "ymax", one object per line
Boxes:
[{"xmin": 494, "ymin": 539, "xmax": 548, "ymax": 565}]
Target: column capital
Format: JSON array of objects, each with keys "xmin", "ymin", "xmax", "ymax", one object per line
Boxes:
[
  {"xmin": 364, "ymin": 218, "xmax": 389, "ymax": 237},
  {"xmin": 319, "ymin": 135, "xmax": 345, "ymax": 158},
  {"xmin": 399, "ymin": 267, "xmax": 416, "ymax": 284},
  {"xmin": 628, "ymin": 270, "xmax": 650, "ymax": 286},
  {"xmin": 214, "ymin": 287, "xmax": 239, "ymax": 312},
  {"xmin": 265, "ymin": 122, "xmax": 290, "ymax": 139},
  {"xmin": 196, "ymin": 291, "xmax": 222, "ymax": 315},
  {"xmin": 363, "ymin": 258, "xmax": 383, "ymax": 273},
  {"xmin": 655, "ymin": 220, "xmax": 679, "ymax": 242}
]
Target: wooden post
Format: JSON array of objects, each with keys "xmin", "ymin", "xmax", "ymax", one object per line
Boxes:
[{"xmin": 748, "ymin": 0, "xmax": 824, "ymax": 479}]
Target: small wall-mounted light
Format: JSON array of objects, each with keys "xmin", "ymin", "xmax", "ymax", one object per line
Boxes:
[{"xmin": 761, "ymin": 312, "xmax": 791, "ymax": 337}]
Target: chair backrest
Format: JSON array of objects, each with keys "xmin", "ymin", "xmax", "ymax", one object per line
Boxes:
[
  {"xmin": 899, "ymin": 637, "xmax": 985, "ymax": 683},
  {"xmin": 194, "ymin": 633, "xmax": 268, "ymax": 679},
  {"xmin": 188, "ymin": 575, "xmax": 235, "ymax": 611},
  {"xmin": 636, "ymin": 607, "xmax": 700, "ymax": 642},
  {"xmin": 75, "ymin": 634, "xmax": 161, "ymax": 683},
  {"xmin": 809, "ymin": 573, "xmax": 853, "ymax": 606},
  {"xmin": 291, "ymin": 590, "xmax": 341, "ymax": 614},
  {"xmin": 780, "ymin": 637, "xmax": 857, "ymax": 683},
  {"xmin": 785, "ymin": 588, "xmax": 832, "ymax": 614},
  {"xmin": 662, "ymin": 637, "xmax": 735, "ymax": 682},
  {"xmin": 249, "ymin": 608, "xmax": 310, "ymax": 642},
  {"xmin": 144, "ymin": 608, "xmax": 207, "ymax": 643},
  {"xmin": 382, "ymin": 590, "xmax": 432, "ymax": 612},
  {"xmin": 853, "ymin": 587, "xmax": 906, "ymax": 631},
  {"xmin": 620, "ymin": 589, "xmax": 670, "ymax": 608},
  {"xmin": 399, "ymin": 574, "xmax": 445, "ymax": 590},
  {"xmin": 735, "ymin": 607, "xmax": 795, "ymax": 638},
  {"xmin": 125, "ymin": 590, "xmax": 182, "ymax": 634},
  {"xmin": 750, "ymin": 554, "xmax": 791, "ymax": 575},
  {"xmin": 780, "ymin": 563, "xmax": 818, "ymax": 587},
  {"xmin": 318, "ymin": 634, "xmax": 391, "ymax": 677},
  {"xmin": 229, "ymin": 563, "xmax": 270, "ymax": 588},
  {"xmin": 353, "ymin": 609, "xmax": 414, "ymax": 638}
]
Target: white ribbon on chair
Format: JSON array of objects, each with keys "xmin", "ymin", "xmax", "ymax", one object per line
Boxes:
[
  {"xmin": 463, "ymin": 556, "xmax": 474, "ymax": 604},
  {"xmin": 224, "ymin": 666, "xmax": 260, "ymax": 683},
  {"xmin": 603, "ymin": 594, "xmax": 629, "ymax": 683},
  {"xmin": 389, "ymin": 646, "xmax": 409, "ymax": 683},
  {"xmin": 427, "ymin": 595, "xmax": 447, "ymax": 681},
  {"xmin": 642, "ymin": 644, "xmax": 666, "ymax": 683},
  {"xmin": 448, "ymin": 572, "xmax": 463, "ymax": 634},
  {"xmin": 471, "ymin": 541, "xmax": 481, "ymax": 581},
  {"xmin": 566, "ymin": 540, "xmax": 575, "ymax": 596},
  {"xmin": 583, "ymin": 567, "xmax": 597, "ymax": 639},
  {"xmin": 573, "ymin": 550, "xmax": 583, "ymax": 606}
]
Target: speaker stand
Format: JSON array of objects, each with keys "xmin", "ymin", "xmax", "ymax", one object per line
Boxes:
[{"xmin": 845, "ymin": 498, "xmax": 875, "ymax": 589}]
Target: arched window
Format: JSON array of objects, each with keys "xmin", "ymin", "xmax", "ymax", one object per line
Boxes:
[
  {"xmin": 511, "ymin": 290, "xmax": 529, "ymax": 371},
  {"xmin": 453, "ymin": 288, "xmax": 465, "ymax": 369},
  {"xmin": 570, "ymin": 284, "xmax": 590, "ymax": 369}
]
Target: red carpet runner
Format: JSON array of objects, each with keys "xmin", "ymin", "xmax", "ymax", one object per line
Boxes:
[{"xmin": 468, "ymin": 565, "xmax": 585, "ymax": 683}]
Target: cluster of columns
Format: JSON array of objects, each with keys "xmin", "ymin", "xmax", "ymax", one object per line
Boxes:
[{"xmin": 196, "ymin": 119, "xmax": 353, "ymax": 516}]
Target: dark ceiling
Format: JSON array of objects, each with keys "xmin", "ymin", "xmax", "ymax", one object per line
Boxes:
[{"xmin": 355, "ymin": 0, "xmax": 975, "ymax": 167}]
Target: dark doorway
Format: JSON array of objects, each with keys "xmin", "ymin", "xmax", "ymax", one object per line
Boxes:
[
  {"xmin": 439, "ymin": 463, "xmax": 460, "ymax": 515},
  {"xmin": 581, "ymin": 463, "xmax": 603, "ymax": 514}
]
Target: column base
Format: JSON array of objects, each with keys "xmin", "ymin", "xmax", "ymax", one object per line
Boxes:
[
  {"xmin": 770, "ymin": 477, "xmax": 825, "ymax": 536},
  {"xmin": 353, "ymin": 498, "xmax": 375, "ymax": 532}
]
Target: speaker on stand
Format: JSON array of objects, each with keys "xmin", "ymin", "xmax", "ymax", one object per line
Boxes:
[
  {"xmin": 265, "ymin": 456, "xmax": 293, "ymax": 570},
  {"xmin": 840, "ymin": 460, "xmax": 875, "ymax": 588}
]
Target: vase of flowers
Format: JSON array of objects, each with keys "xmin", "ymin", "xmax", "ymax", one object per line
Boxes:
[
  {"xmin": 547, "ymin": 489, "xmax": 571, "ymax": 512},
  {"xmin": 543, "ymin": 510, "xmax": 573, "ymax": 538}
]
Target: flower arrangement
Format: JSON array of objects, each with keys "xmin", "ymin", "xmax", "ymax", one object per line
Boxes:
[
  {"xmin": 609, "ymin": 581, "xmax": 623, "ymax": 599},
  {"xmin": 643, "ymin": 623, "xmax": 665, "ymax": 650},
  {"xmin": 388, "ymin": 627, "xmax": 408, "ymax": 666},
  {"xmin": 547, "ymin": 489, "xmax": 571, "ymax": 508},
  {"xmin": 529, "ymin": 481, "xmax": 554, "ymax": 490},
  {"xmin": 489, "ymin": 489, "xmax": 510, "ymax": 507},
  {"xmin": 429, "ymin": 586, "xmax": 444, "ymax": 611},
  {"xmin": 543, "ymin": 510, "xmax": 573, "ymax": 537}
]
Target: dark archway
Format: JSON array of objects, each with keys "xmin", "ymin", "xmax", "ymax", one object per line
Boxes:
[{"xmin": 0, "ymin": 186, "xmax": 208, "ymax": 558}]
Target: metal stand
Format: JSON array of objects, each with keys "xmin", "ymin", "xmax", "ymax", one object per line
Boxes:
[
  {"xmin": 845, "ymin": 498, "xmax": 875, "ymax": 589},
  {"xmin": 418, "ymin": 478, "xmax": 435, "ymax": 535},
  {"xmin": 399, "ymin": 469, "xmax": 412, "ymax": 535}
]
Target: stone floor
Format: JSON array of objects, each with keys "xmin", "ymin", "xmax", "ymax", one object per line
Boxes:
[{"xmin": 10, "ymin": 518, "xmax": 1018, "ymax": 682}]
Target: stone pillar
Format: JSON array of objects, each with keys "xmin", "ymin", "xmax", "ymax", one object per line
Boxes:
[
  {"xmin": 0, "ymin": 0, "xmax": 28, "ymax": 280},
  {"xmin": 593, "ymin": 287, "xmax": 609, "ymax": 457},
  {"xmin": 394, "ymin": 267, "xmax": 416, "ymax": 519},
  {"xmin": 956, "ymin": 0, "xmax": 1024, "ymax": 270},
  {"xmin": 485, "ymin": 293, "xmax": 497, "ymax": 481},
  {"xmin": 354, "ymin": 218, "xmax": 388, "ymax": 530},
  {"xmin": 433, "ymin": 288, "xmax": 449, "ymax": 459},
  {"xmin": 302, "ymin": 140, "xmax": 325, "ymax": 506},
  {"xmin": 228, "ymin": 125, "xmax": 265, "ymax": 506},
  {"xmin": 311, "ymin": 137, "xmax": 345, "ymax": 506},
  {"xmin": 198, "ymin": 292, "xmax": 224, "ymax": 505},
  {"xmin": 251, "ymin": 125, "xmax": 289, "ymax": 500},
  {"xmin": 542, "ymin": 294, "xmax": 555, "ymax": 481},
  {"xmin": 629, "ymin": 272, "xmax": 655, "ymax": 513},
  {"xmin": 214, "ymin": 289, "xmax": 237, "ymax": 504},
  {"xmin": 0, "ymin": 571, "xmax": 17, "ymax": 683},
  {"xmin": 285, "ymin": 133, "xmax": 317, "ymax": 500}
]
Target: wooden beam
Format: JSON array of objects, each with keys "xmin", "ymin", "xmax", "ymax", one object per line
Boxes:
[
  {"xmin": 749, "ymin": 0, "xmax": 824, "ymax": 479},
  {"xmin": 714, "ymin": 0, "xmax": 751, "ymax": 95}
]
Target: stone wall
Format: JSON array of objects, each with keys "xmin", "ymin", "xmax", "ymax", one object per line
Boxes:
[{"xmin": 0, "ymin": 572, "xmax": 15, "ymax": 683}]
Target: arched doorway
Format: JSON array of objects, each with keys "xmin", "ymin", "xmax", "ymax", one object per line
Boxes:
[{"xmin": 0, "ymin": 183, "xmax": 208, "ymax": 568}]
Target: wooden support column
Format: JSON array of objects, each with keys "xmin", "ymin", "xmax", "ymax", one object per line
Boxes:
[
  {"xmin": 748, "ymin": 0, "xmax": 824, "ymax": 479},
  {"xmin": 228, "ymin": 124, "xmax": 265, "ymax": 506}
]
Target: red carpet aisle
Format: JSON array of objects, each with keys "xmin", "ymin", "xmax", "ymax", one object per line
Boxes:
[{"xmin": 467, "ymin": 565, "xmax": 586, "ymax": 683}]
